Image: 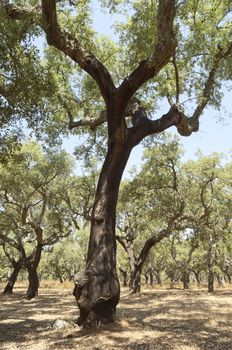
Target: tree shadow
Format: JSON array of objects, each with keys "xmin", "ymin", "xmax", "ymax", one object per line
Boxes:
[{"xmin": 0, "ymin": 288, "xmax": 231, "ymax": 349}]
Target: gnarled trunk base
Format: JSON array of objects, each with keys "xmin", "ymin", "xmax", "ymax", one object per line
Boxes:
[{"xmin": 73, "ymin": 269, "xmax": 119, "ymax": 327}]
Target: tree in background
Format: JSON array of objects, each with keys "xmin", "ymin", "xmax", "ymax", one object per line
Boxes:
[
  {"xmin": 170, "ymin": 232, "xmax": 199, "ymax": 289},
  {"xmin": 182, "ymin": 154, "xmax": 232, "ymax": 292},
  {"xmin": 1, "ymin": 0, "xmax": 231, "ymax": 325},
  {"xmin": 116, "ymin": 136, "xmax": 187, "ymax": 293},
  {"xmin": 39, "ymin": 232, "xmax": 88, "ymax": 283},
  {"xmin": 0, "ymin": 143, "xmax": 75, "ymax": 298}
]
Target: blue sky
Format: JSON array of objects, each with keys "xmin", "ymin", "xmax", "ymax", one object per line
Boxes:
[{"xmin": 62, "ymin": 2, "xmax": 232, "ymax": 176}]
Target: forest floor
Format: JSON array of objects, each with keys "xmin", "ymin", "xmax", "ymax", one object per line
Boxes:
[{"xmin": 0, "ymin": 281, "xmax": 231, "ymax": 350}]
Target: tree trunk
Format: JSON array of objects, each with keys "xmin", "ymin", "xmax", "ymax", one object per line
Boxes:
[
  {"xmin": 119, "ymin": 267, "xmax": 128, "ymax": 287},
  {"xmin": 26, "ymin": 243, "xmax": 43, "ymax": 299},
  {"xmin": 59, "ymin": 275, "xmax": 64, "ymax": 283},
  {"xmin": 193, "ymin": 271, "xmax": 201, "ymax": 287},
  {"xmin": 207, "ymin": 240, "xmax": 216, "ymax": 293},
  {"xmin": 129, "ymin": 268, "xmax": 141, "ymax": 294},
  {"xmin": 3, "ymin": 259, "xmax": 23, "ymax": 294},
  {"xmin": 149, "ymin": 268, "xmax": 154, "ymax": 286},
  {"xmin": 182, "ymin": 270, "xmax": 190, "ymax": 289},
  {"xmin": 208, "ymin": 269, "xmax": 214, "ymax": 293},
  {"xmin": 156, "ymin": 270, "xmax": 162, "ymax": 285},
  {"xmin": 73, "ymin": 138, "xmax": 132, "ymax": 327},
  {"xmin": 225, "ymin": 272, "xmax": 231, "ymax": 284},
  {"xmin": 26, "ymin": 267, "xmax": 40, "ymax": 299}
]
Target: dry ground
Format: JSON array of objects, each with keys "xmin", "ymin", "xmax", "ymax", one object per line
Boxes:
[{"xmin": 0, "ymin": 282, "xmax": 231, "ymax": 350}]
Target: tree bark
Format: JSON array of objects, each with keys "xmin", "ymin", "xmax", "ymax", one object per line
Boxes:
[
  {"xmin": 156, "ymin": 270, "xmax": 162, "ymax": 286},
  {"xmin": 25, "ymin": 242, "xmax": 43, "ymax": 299},
  {"xmin": 225, "ymin": 272, "xmax": 231, "ymax": 284},
  {"xmin": 26, "ymin": 267, "xmax": 40, "ymax": 299},
  {"xmin": 192, "ymin": 270, "xmax": 201, "ymax": 287},
  {"xmin": 145, "ymin": 267, "xmax": 154, "ymax": 286},
  {"xmin": 129, "ymin": 268, "xmax": 142, "ymax": 294},
  {"xmin": 182, "ymin": 270, "xmax": 190, "ymax": 289},
  {"xmin": 73, "ymin": 135, "xmax": 133, "ymax": 326},
  {"xmin": 207, "ymin": 240, "xmax": 216, "ymax": 293},
  {"xmin": 3, "ymin": 259, "xmax": 23, "ymax": 294},
  {"xmin": 119, "ymin": 267, "xmax": 128, "ymax": 287}
]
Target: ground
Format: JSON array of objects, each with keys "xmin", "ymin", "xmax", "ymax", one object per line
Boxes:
[{"xmin": 0, "ymin": 281, "xmax": 231, "ymax": 350}]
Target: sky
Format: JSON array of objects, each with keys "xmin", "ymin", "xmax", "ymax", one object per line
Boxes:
[{"xmin": 62, "ymin": 1, "xmax": 232, "ymax": 176}]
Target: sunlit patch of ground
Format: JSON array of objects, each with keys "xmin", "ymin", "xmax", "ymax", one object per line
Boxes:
[{"xmin": 0, "ymin": 282, "xmax": 231, "ymax": 350}]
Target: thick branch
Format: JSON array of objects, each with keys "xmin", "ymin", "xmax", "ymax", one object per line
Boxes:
[
  {"xmin": 136, "ymin": 201, "xmax": 185, "ymax": 269},
  {"xmin": 118, "ymin": 0, "xmax": 177, "ymax": 101},
  {"xmin": 65, "ymin": 96, "xmax": 140, "ymax": 131},
  {"xmin": 128, "ymin": 104, "xmax": 198, "ymax": 146},
  {"xmin": 41, "ymin": 0, "xmax": 115, "ymax": 101},
  {"xmin": 1, "ymin": 1, "xmax": 115, "ymax": 101}
]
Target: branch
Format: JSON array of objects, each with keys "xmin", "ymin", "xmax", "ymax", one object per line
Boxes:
[
  {"xmin": 136, "ymin": 201, "xmax": 185, "ymax": 269},
  {"xmin": 42, "ymin": 230, "xmax": 71, "ymax": 246},
  {"xmin": 62, "ymin": 96, "xmax": 140, "ymax": 131},
  {"xmin": 38, "ymin": 192, "xmax": 47, "ymax": 224},
  {"xmin": 116, "ymin": 235, "xmax": 128, "ymax": 253},
  {"xmin": 191, "ymin": 44, "xmax": 232, "ymax": 121},
  {"xmin": 0, "ymin": 85, "xmax": 10, "ymax": 101},
  {"xmin": 26, "ymin": 169, "xmax": 60, "ymax": 203},
  {"xmin": 68, "ymin": 110, "xmax": 107, "ymax": 131},
  {"xmin": 172, "ymin": 55, "xmax": 180, "ymax": 103},
  {"xmin": 128, "ymin": 104, "xmax": 199, "ymax": 146},
  {"xmin": 0, "ymin": 233, "xmax": 18, "ymax": 250},
  {"xmin": 136, "ymin": 228, "xmax": 171, "ymax": 270},
  {"xmin": 1, "ymin": 1, "xmax": 116, "ymax": 101},
  {"xmin": 2, "ymin": 189, "xmax": 20, "ymax": 208},
  {"xmin": 2, "ymin": 242, "xmax": 15, "ymax": 264},
  {"xmin": 118, "ymin": 0, "xmax": 177, "ymax": 101},
  {"xmin": 41, "ymin": 0, "xmax": 115, "ymax": 101},
  {"xmin": 0, "ymin": 2, "xmax": 37, "ymax": 20}
]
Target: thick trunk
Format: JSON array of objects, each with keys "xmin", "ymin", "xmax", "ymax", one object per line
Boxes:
[
  {"xmin": 182, "ymin": 270, "xmax": 190, "ymax": 289},
  {"xmin": 26, "ymin": 243, "xmax": 42, "ymax": 299},
  {"xmin": 208, "ymin": 269, "xmax": 214, "ymax": 293},
  {"xmin": 3, "ymin": 260, "xmax": 23, "ymax": 294},
  {"xmin": 27, "ymin": 268, "xmax": 40, "ymax": 299},
  {"xmin": 73, "ymin": 137, "xmax": 132, "ymax": 327},
  {"xmin": 129, "ymin": 268, "xmax": 141, "ymax": 294}
]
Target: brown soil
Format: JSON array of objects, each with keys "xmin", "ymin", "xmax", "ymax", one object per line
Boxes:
[{"xmin": 0, "ymin": 282, "xmax": 231, "ymax": 350}]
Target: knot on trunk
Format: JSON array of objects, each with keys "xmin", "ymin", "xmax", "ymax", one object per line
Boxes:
[
  {"xmin": 73, "ymin": 270, "xmax": 89, "ymax": 289},
  {"xmin": 172, "ymin": 104, "xmax": 199, "ymax": 136}
]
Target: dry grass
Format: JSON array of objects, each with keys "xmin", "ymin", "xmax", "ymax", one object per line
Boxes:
[{"xmin": 0, "ymin": 282, "xmax": 232, "ymax": 350}]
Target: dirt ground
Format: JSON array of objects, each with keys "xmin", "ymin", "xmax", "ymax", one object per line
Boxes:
[{"xmin": 0, "ymin": 282, "xmax": 231, "ymax": 350}]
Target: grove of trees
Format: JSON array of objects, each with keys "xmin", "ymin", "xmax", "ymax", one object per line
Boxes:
[{"xmin": 0, "ymin": 0, "xmax": 231, "ymax": 327}]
